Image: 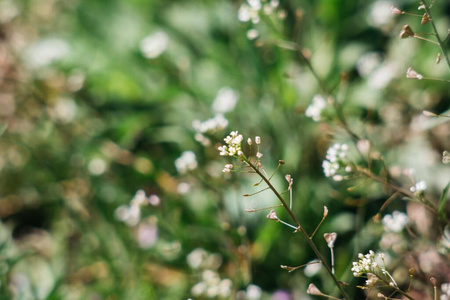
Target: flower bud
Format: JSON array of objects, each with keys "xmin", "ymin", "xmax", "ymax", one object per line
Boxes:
[
  {"xmin": 255, "ymin": 136, "xmax": 261, "ymax": 144},
  {"xmin": 267, "ymin": 210, "xmax": 279, "ymax": 221},
  {"xmin": 406, "ymin": 67, "xmax": 423, "ymax": 80},
  {"xmin": 430, "ymin": 277, "xmax": 437, "ymax": 286},
  {"xmin": 391, "ymin": 6, "xmax": 402, "ymax": 15},
  {"xmin": 324, "ymin": 232, "xmax": 337, "ymax": 248},
  {"xmin": 247, "ymin": 138, "xmax": 252, "ymax": 145},
  {"xmin": 306, "ymin": 283, "xmax": 323, "ymax": 296}
]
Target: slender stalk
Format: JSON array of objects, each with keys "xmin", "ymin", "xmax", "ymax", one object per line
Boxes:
[
  {"xmin": 422, "ymin": 0, "xmax": 450, "ymax": 71},
  {"xmin": 376, "ymin": 275, "xmax": 415, "ymax": 300},
  {"xmin": 243, "ymin": 157, "xmax": 350, "ymax": 300},
  {"xmin": 357, "ymin": 167, "xmax": 438, "ymax": 215}
]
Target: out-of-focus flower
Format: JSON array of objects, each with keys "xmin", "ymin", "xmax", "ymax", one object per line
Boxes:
[
  {"xmin": 382, "ymin": 211, "xmax": 408, "ymax": 232},
  {"xmin": 406, "ymin": 67, "xmax": 423, "ymax": 79},
  {"xmin": 410, "ymin": 180, "xmax": 427, "ymax": 193},
  {"xmin": 193, "ymin": 114, "xmax": 228, "ymax": 134},
  {"xmin": 246, "ymin": 29, "xmax": 259, "ymax": 40},
  {"xmin": 136, "ymin": 220, "xmax": 158, "ymax": 249},
  {"xmin": 323, "ymin": 143, "xmax": 351, "ymax": 180},
  {"xmin": 140, "ymin": 31, "xmax": 169, "ymax": 59},
  {"xmin": 368, "ymin": 1, "xmax": 395, "ymax": 28},
  {"xmin": 305, "ymin": 95, "xmax": 327, "ymax": 122},
  {"xmin": 175, "ymin": 151, "xmax": 198, "ymax": 174},
  {"xmin": 24, "ymin": 38, "xmax": 69, "ymax": 69},
  {"xmin": 238, "ymin": 1, "xmax": 262, "ymax": 24},
  {"xmin": 212, "ymin": 87, "xmax": 239, "ymax": 114},
  {"xmin": 391, "ymin": 6, "xmax": 402, "ymax": 15}
]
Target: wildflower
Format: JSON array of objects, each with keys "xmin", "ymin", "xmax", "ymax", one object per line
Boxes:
[
  {"xmin": 255, "ymin": 136, "xmax": 261, "ymax": 144},
  {"xmin": 443, "ymin": 151, "xmax": 450, "ymax": 164},
  {"xmin": 175, "ymin": 151, "xmax": 198, "ymax": 174},
  {"xmin": 218, "ymin": 131, "xmax": 244, "ymax": 157},
  {"xmin": 238, "ymin": 2, "xmax": 261, "ymax": 24},
  {"xmin": 322, "ymin": 143, "xmax": 351, "ymax": 180},
  {"xmin": 247, "ymin": 138, "xmax": 252, "ymax": 145},
  {"xmin": 406, "ymin": 67, "xmax": 423, "ymax": 80},
  {"xmin": 140, "ymin": 31, "xmax": 169, "ymax": 59},
  {"xmin": 256, "ymin": 152, "xmax": 263, "ymax": 159},
  {"xmin": 222, "ymin": 164, "xmax": 233, "ymax": 173},
  {"xmin": 212, "ymin": 87, "xmax": 239, "ymax": 114},
  {"xmin": 305, "ymin": 95, "xmax": 327, "ymax": 121},
  {"xmin": 351, "ymin": 250, "xmax": 378, "ymax": 277},
  {"xmin": 382, "ymin": 211, "xmax": 408, "ymax": 232},
  {"xmin": 246, "ymin": 29, "xmax": 259, "ymax": 40},
  {"xmin": 410, "ymin": 180, "xmax": 427, "ymax": 193},
  {"xmin": 192, "ymin": 114, "xmax": 228, "ymax": 134}
]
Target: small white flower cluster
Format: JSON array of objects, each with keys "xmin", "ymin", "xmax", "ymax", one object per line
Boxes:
[
  {"xmin": 222, "ymin": 163, "xmax": 233, "ymax": 173},
  {"xmin": 212, "ymin": 87, "xmax": 239, "ymax": 114},
  {"xmin": 115, "ymin": 190, "xmax": 160, "ymax": 227},
  {"xmin": 187, "ymin": 248, "xmax": 223, "ymax": 270},
  {"xmin": 238, "ymin": 0, "xmax": 280, "ymax": 24},
  {"xmin": 322, "ymin": 143, "xmax": 351, "ymax": 181},
  {"xmin": 236, "ymin": 284, "xmax": 262, "ymax": 300},
  {"xmin": 382, "ymin": 211, "xmax": 408, "ymax": 233},
  {"xmin": 351, "ymin": 250, "xmax": 382, "ymax": 277},
  {"xmin": 175, "ymin": 151, "xmax": 198, "ymax": 174},
  {"xmin": 305, "ymin": 95, "xmax": 327, "ymax": 122},
  {"xmin": 140, "ymin": 31, "xmax": 169, "ymax": 59},
  {"xmin": 191, "ymin": 270, "xmax": 232, "ymax": 299},
  {"xmin": 218, "ymin": 131, "xmax": 244, "ymax": 157},
  {"xmin": 238, "ymin": 0, "xmax": 283, "ymax": 40},
  {"xmin": 441, "ymin": 283, "xmax": 450, "ymax": 300},
  {"xmin": 193, "ymin": 114, "xmax": 229, "ymax": 146},
  {"xmin": 410, "ymin": 180, "xmax": 427, "ymax": 193}
]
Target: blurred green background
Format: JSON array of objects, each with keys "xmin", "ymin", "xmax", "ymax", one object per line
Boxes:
[{"xmin": 0, "ymin": 0, "xmax": 449, "ymax": 299}]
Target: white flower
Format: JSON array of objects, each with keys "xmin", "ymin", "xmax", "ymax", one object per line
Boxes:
[
  {"xmin": 382, "ymin": 211, "xmax": 408, "ymax": 232},
  {"xmin": 305, "ymin": 95, "xmax": 327, "ymax": 121},
  {"xmin": 212, "ymin": 87, "xmax": 239, "ymax": 113},
  {"xmin": 175, "ymin": 151, "xmax": 198, "ymax": 174},
  {"xmin": 322, "ymin": 143, "xmax": 350, "ymax": 180},
  {"xmin": 218, "ymin": 131, "xmax": 244, "ymax": 157},
  {"xmin": 238, "ymin": 3, "xmax": 260, "ymax": 23},
  {"xmin": 24, "ymin": 38, "xmax": 69, "ymax": 69},
  {"xmin": 140, "ymin": 31, "xmax": 169, "ymax": 59},
  {"xmin": 246, "ymin": 29, "xmax": 259, "ymax": 40},
  {"xmin": 255, "ymin": 136, "xmax": 261, "ymax": 144},
  {"xmin": 410, "ymin": 180, "xmax": 427, "ymax": 193}
]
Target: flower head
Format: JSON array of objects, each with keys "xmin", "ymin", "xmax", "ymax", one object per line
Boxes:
[
  {"xmin": 218, "ymin": 131, "xmax": 244, "ymax": 157},
  {"xmin": 305, "ymin": 95, "xmax": 327, "ymax": 122}
]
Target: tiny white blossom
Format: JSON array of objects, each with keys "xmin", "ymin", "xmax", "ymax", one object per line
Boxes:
[
  {"xmin": 382, "ymin": 211, "xmax": 408, "ymax": 232},
  {"xmin": 140, "ymin": 31, "xmax": 169, "ymax": 59},
  {"xmin": 305, "ymin": 95, "xmax": 327, "ymax": 121},
  {"xmin": 255, "ymin": 136, "xmax": 261, "ymax": 144},
  {"xmin": 410, "ymin": 180, "xmax": 427, "ymax": 193}
]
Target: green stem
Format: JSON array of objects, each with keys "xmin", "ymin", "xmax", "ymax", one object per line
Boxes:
[
  {"xmin": 421, "ymin": 0, "xmax": 450, "ymax": 71},
  {"xmin": 244, "ymin": 157, "xmax": 350, "ymax": 300},
  {"xmin": 376, "ymin": 274, "xmax": 415, "ymax": 300}
]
